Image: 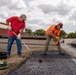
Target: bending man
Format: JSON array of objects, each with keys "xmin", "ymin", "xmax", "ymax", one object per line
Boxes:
[{"xmin": 44, "ymin": 23, "xmax": 65, "ymax": 55}]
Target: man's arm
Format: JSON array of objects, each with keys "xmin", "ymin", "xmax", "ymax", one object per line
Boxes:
[
  {"xmin": 17, "ymin": 28, "xmax": 25, "ymax": 39},
  {"xmin": 48, "ymin": 29, "xmax": 59, "ymax": 40},
  {"xmin": 48, "ymin": 28, "xmax": 56, "ymax": 37},
  {"xmin": 6, "ymin": 19, "xmax": 9, "ymax": 25},
  {"xmin": 19, "ymin": 28, "xmax": 24, "ymax": 34},
  {"xmin": 6, "ymin": 19, "xmax": 12, "ymax": 30}
]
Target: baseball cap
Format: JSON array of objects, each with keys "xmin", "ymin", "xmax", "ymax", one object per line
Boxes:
[
  {"xmin": 20, "ymin": 14, "xmax": 26, "ymax": 20},
  {"xmin": 58, "ymin": 22, "xmax": 63, "ymax": 28}
]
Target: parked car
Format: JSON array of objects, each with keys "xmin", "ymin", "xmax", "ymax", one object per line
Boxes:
[{"xmin": 71, "ymin": 41, "xmax": 76, "ymax": 47}]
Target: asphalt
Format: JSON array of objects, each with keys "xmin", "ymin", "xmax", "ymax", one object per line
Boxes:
[{"xmin": 7, "ymin": 51, "xmax": 76, "ymax": 75}]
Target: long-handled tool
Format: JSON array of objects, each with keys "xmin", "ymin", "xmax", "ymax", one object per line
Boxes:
[
  {"xmin": 12, "ymin": 31, "xmax": 31, "ymax": 51},
  {"xmin": 12, "ymin": 30, "xmax": 42, "ymax": 63}
]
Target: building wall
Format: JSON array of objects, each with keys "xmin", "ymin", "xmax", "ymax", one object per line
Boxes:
[{"xmin": 0, "ymin": 28, "xmax": 26, "ymax": 38}]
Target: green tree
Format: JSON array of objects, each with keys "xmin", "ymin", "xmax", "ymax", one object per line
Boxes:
[
  {"xmin": 60, "ymin": 30, "xmax": 66, "ymax": 38},
  {"xmin": 67, "ymin": 31, "xmax": 76, "ymax": 38},
  {"xmin": 25, "ymin": 28, "xmax": 33, "ymax": 35},
  {"xmin": 74, "ymin": 31, "xmax": 76, "ymax": 38},
  {"xmin": 34, "ymin": 29, "xmax": 45, "ymax": 36}
]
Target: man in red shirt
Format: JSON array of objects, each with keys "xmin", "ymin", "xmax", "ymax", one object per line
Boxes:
[
  {"xmin": 6, "ymin": 14, "xmax": 26, "ymax": 56},
  {"xmin": 44, "ymin": 23, "xmax": 65, "ymax": 55}
]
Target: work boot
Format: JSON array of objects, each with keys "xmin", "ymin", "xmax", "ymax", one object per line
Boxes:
[
  {"xmin": 58, "ymin": 52, "xmax": 65, "ymax": 55},
  {"xmin": 18, "ymin": 54, "xmax": 22, "ymax": 57},
  {"xmin": 7, "ymin": 54, "xmax": 10, "ymax": 58},
  {"xmin": 18, "ymin": 54, "xmax": 24, "ymax": 58},
  {"xmin": 43, "ymin": 52, "xmax": 47, "ymax": 55}
]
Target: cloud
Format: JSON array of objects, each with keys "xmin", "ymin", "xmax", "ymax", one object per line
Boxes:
[
  {"xmin": 24, "ymin": 0, "xmax": 35, "ymax": 6},
  {"xmin": 0, "ymin": 0, "xmax": 26, "ymax": 9},
  {"xmin": 70, "ymin": 10, "xmax": 76, "ymax": 21},
  {"xmin": 27, "ymin": 19, "xmax": 42, "ymax": 24},
  {"xmin": 0, "ymin": 0, "xmax": 11, "ymax": 7},
  {"xmin": 0, "ymin": 0, "xmax": 27, "ymax": 19},
  {"xmin": 8, "ymin": 0, "xmax": 26, "ymax": 10},
  {"xmin": 38, "ymin": 3, "xmax": 71, "ymax": 16},
  {"xmin": 0, "ymin": 0, "xmax": 76, "ymax": 33},
  {"xmin": 0, "ymin": 0, "xmax": 26, "ymax": 11},
  {"xmin": 0, "ymin": 13, "xmax": 8, "ymax": 19}
]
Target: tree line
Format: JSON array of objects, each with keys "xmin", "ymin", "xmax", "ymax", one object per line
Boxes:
[
  {"xmin": 25, "ymin": 28, "xmax": 76, "ymax": 38},
  {"xmin": 67, "ymin": 32, "xmax": 76, "ymax": 38}
]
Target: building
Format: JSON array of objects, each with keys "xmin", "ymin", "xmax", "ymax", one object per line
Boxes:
[
  {"xmin": 0, "ymin": 28, "xmax": 8, "ymax": 38},
  {"xmin": 0, "ymin": 28, "xmax": 26, "ymax": 38}
]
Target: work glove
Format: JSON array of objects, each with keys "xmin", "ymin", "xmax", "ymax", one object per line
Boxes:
[
  {"xmin": 55, "ymin": 36, "xmax": 59, "ymax": 40},
  {"xmin": 59, "ymin": 38, "xmax": 65, "ymax": 43},
  {"xmin": 55, "ymin": 41, "xmax": 59, "ymax": 45},
  {"xmin": 17, "ymin": 33, "xmax": 21, "ymax": 39},
  {"xmin": 7, "ymin": 25, "xmax": 12, "ymax": 30}
]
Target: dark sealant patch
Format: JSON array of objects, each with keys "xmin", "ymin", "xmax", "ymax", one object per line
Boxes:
[{"xmin": 8, "ymin": 51, "xmax": 76, "ymax": 75}]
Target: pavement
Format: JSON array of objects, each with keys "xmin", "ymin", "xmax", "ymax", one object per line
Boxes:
[
  {"xmin": 61, "ymin": 43, "xmax": 76, "ymax": 57},
  {"xmin": 7, "ymin": 51, "xmax": 76, "ymax": 75},
  {"xmin": 0, "ymin": 39, "xmax": 76, "ymax": 75},
  {"xmin": 0, "ymin": 39, "xmax": 56, "ymax": 75}
]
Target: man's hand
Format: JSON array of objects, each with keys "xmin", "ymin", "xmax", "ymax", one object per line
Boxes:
[
  {"xmin": 7, "ymin": 25, "xmax": 12, "ymax": 30},
  {"xmin": 17, "ymin": 33, "xmax": 21, "ymax": 39}
]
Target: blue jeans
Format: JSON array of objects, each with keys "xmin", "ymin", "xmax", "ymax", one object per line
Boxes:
[{"xmin": 7, "ymin": 36, "xmax": 22, "ymax": 56}]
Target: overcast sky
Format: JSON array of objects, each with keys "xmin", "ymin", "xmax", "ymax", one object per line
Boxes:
[{"xmin": 0, "ymin": 0, "xmax": 76, "ymax": 33}]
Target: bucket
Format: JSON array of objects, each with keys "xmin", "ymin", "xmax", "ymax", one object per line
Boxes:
[{"xmin": 0, "ymin": 52, "xmax": 7, "ymax": 70}]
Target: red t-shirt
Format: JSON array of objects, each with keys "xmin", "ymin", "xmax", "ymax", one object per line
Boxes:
[{"xmin": 7, "ymin": 16, "xmax": 26, "ymax": 36}]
